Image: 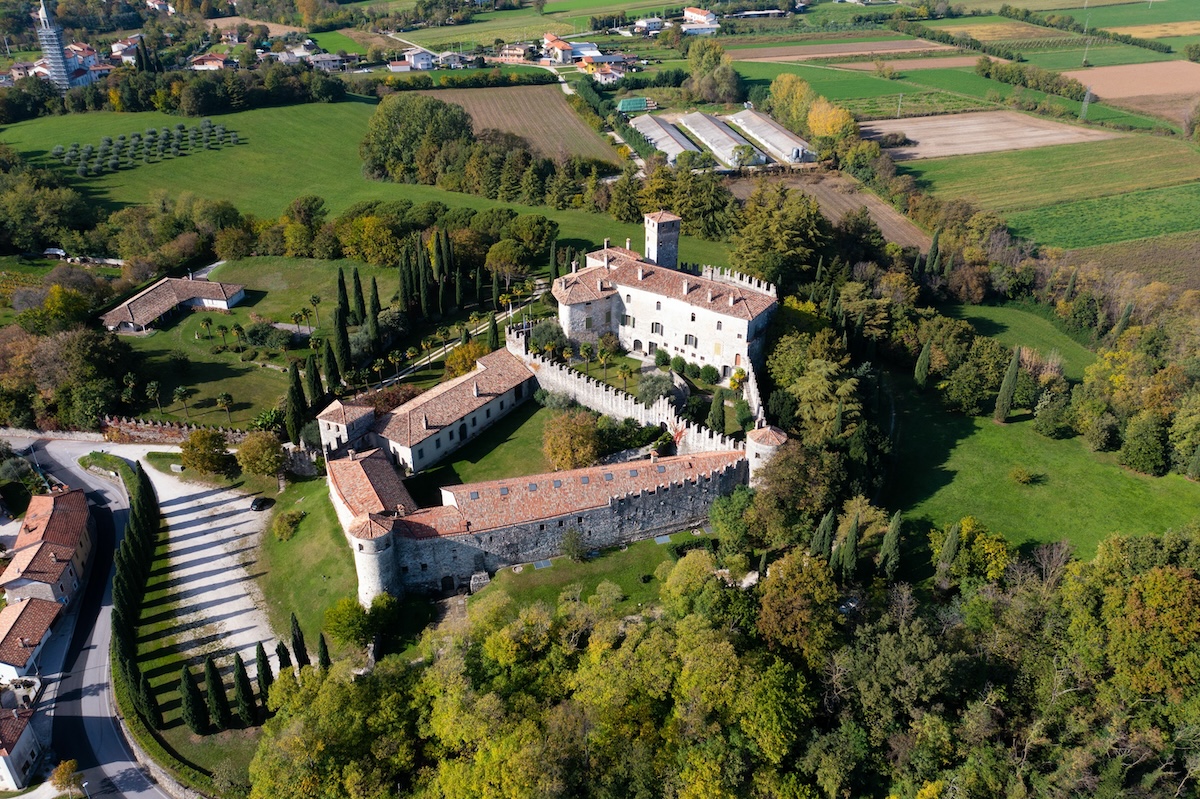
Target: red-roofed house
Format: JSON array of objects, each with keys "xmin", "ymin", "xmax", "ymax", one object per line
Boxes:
[
  {"xmin": 101, "ymin": 276, "xmax": 245, "ymax": 332},
  {"xmin": 0, "ymin": 598, "xmax": 61, "ymax": 681},
  {"xmin": 9, "ymin": 488, "xmax": 93, "ymax": 602},
  {"xmin": 0, "ymin": 706, "xmax": 41, "ymax": 790}
]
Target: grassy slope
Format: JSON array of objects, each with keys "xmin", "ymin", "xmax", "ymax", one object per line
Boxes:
[
  {"xmin": 1063, "ymin": 228, "xmax": 1200, "ymax": 290},
  {"xmin": 1008, "ymin": 181, "xmax": 1200, "ymax": 248},
  {"xmin": 0, "ymin": 104, "xmax": 728, "ymax": 267},
  {"xmin": 309, "ymin": 30, "xmax": 367, "ymax": 54},
  {"xmin": 900, "ymin": 136, "xmax": 1200, "ymax": 212},
  {"xmin": 942, "ymin": 303, "xmax": 1095, "ymax": 380}
]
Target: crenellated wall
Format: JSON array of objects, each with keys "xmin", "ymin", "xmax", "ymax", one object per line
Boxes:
[{"xmin": 699, "ymin": 265, "xmax": 778, "ymax": 298}]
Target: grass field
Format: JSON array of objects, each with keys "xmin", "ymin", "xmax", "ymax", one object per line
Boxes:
[
  {"xmin": 888, "ymin": 376, "xmax": 1200, "ymax": 559},
  {"xmin": 1020, "ymin": 42, "xmax": 1178, "ymax": 69},
  {"xmin": 735, "ymin": 61, "xmax": 913, "ymax": 99},
  {"xmin": 1062, "ymin": 228, "xmax": 1200, "ymax": 290},
  {"xmin": 725, "ymin": 33, "xmax": 909, "ymax": 50},
  {"xmin": 1008, "ymin": 181, "xmax": 1200, "ymax": 248},
  {"xmin": 0, "ymin": 104, "xmax": 728, "ymax": 267},
  {"xmin": 943, "ymin": 303, "xmax": 1095, "ymax": 380},
  {"xmin": 900, "ymin": 136, "xmax": 1200, "ymax": 212},
  {"xmin": 309, "ymin": 30, "xmax": 368, "ymax": 54},
  {"xmin": 208, "ymin": 257, "xmax": 396, "ymax": 327},
  {"xmin": 1058, "ymin": 1, "xmax": 1200, "ymax": 30},
  {"xmin": 921, "ymin": 0, "xmax": 1155, "ymax": 10},
  {"xmin": 416, "ymin": 84, "xmax": 618, "ymax": 163},
  {"xmin": 928, "ymin": 17, "xmax": 1075, "ymax": 40}
]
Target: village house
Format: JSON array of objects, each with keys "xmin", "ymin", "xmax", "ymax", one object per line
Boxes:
[
  {"xmin": 0, "ymin": 488, "xmax": 94, "ymax": 606},
  {"xmin": 100, "ymin": 276, "xmax": 245, "ymax": 333},
  {"xmin": 0, "ymin": 598, "xmax": 61, "ymax": 682},
  {"xmin": 437, "ymin": 51, "xmax": 465, "ymax": 68},
  {"xmin": 0, "ymin": 706, "xmax": 41, "ymax": 791},
  {"xmin": 110, "ymin": 34, "xmax": 143, "ymax": 64},
  {"xmin": 634, "ymin": 16, "xmax": 664, "ymax": 31},
  {"xmin": 387, "ymin": 59, "xmax": 411, "ymax": 72},
  {"xmin": 189, "ymin": 52, "xmax": 230, "ymax": 70},
  {"xmin": 682, "ymin": 6, "xmax": 717, "ymax": 24},
  {"xmin": 308, "ymin": 52, "xmax": 346, "ymax": 71},
  {"xmin": 497, "ymin": 43, "xmax": 532, "ymax": 62},
  {"xmin": 403, "ymin": 47, "xmax": 434, "ymax": 70}
]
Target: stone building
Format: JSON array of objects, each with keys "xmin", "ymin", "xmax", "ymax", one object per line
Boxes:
[{"xmin": 553, "ymin": 212, "xmax": 777, "ymax": 378}]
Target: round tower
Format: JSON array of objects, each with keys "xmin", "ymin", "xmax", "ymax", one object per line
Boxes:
[
  {"xmin": 350, "ymin": 518, "xmax": 399, "ymax": 607},
  {"xmin": 745, "ymin": 425, "xmax": 788, "ymax": 486}
]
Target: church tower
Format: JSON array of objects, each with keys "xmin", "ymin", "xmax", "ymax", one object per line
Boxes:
[
  {"xmin": 644, "ymin": 210, "xmax": 681, "ymax": 270},
  {"xmin": 35, "ymin": 0, "xmax": 70, "ymax": 93}
]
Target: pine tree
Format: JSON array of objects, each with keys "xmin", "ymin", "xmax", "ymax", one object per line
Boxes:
[
  {"xmin": 275, "ymin": 641, "xmax": 292, "ymax": 672},
  {"xmin": 204, "ymin": 655, "xmax": 232, "ymax": 730},
  {"xmin": 810, "ymin": 509, "xmax": 835, "ymax": 559},
  {"xmin": 880, "ymin": 510, "xmax": 902, "ymax": 583},
  {"xmin": 914, "ymin": 339, "xmax": 932, "ymax": 389},
  {"xmin": 139, "ymin": 671, "xmax": 163, "ymax": 730},
  {"xmin": 233, "ymin": 654, "xmax": 256, "ymax": 727},
  {"xmin": 520, "ymin": 164, "xmax": 544, "ymax": 206},
  {"xmin": 317, "ymin": 633, "xmax": 331, "ymax": 670},
  {"xmin": 255, "ymin": 642, "xmax": 273, "ymax": 707},
  {"xmin": 304, "ymin": 354, "xmax": 324, "ymax": 405},
  {"xmin": 332, "ymin": 308, "xmax": 352, "ymax": 377},
  {"xmin": 179, "ymin": 665, "xmax": 208, "ymax": 735},
  {"xmin": 487, "ymin": 314, "xmax": 500, "ymax": 350},
  {"xmin": 322, "ymin": 337, "xmax": 341, "ymax": 391},
  {"xmin": 351, "ymin": 267, "xmax": 366, "ymax": 325},
  {"xmin": 336, "ymin": 267, "xmax": 349, "ymax": 321},
  {"xmin": 291, "ymin": 613, "xmax": 310, "ymax": 670},
  {"xmin": 993, "ymin": 347, "xmax": 1021, "ymax": 423}
]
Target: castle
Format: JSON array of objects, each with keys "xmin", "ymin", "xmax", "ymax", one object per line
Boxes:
[{"xmin": 320, "ymin": 213, "xmax": 787, "ymax": 605}]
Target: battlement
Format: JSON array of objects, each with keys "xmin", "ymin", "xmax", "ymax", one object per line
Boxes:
[{"xmin": 699, "ymin": 265, "xmax": 778, "ymax": 298}]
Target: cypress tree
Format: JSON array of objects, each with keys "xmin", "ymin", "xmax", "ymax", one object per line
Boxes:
[
  {"xmin": 942, "ymin": 251, "xmax": 954, "ymax": 280},
  {"xmin": 398, "ymin": 249, "xmax": 410, "ymax": 310},
  {"xmin": 814, "ymin": 255, "xmax": 824, "ymax": 284},
  {"xmin": 937, "ymin": 522, "xmax": 961, "ymax": 583},
  {"xmin": 139, "ymin": 672, "xmax": 163, "ymax": 729},
  {"xmin": 706, "ymin": 389, "xmax": 726, "ymax": 432},
  {"xmin": 912, "ymin": 251, "xmax": 923, "ymax": 277},
  {"xmin": 838, "ymin": 516, "xmax": 859, "ymax": 584},
  {"xmin": 287, "ymin": 361, "xmax": 307, "ymax": 416},
  {"xmin": 318, "ymin": 633, "xmax": 331, "ymax": 670},
  {"xmin": 275, "ymin": 641, "xmax": 292, "ymax": 672},
  {"xmin": 418, "ymin": 247, "xmax": 430, "ymax": 318},
  {"xmin": 368, "ymin": 276, "xmax": 381, "ymax": 319},
  {"xmin": 255, "ymin": 641, "xmax": 274, "ymax": 706},
  {"xmin": 179, "ymin": 665, "xmax": 208, "ymax": 735},
  {"xmin": 304, "ymin": 353, "xmax": 324, "ymax": 405},
  {"xmin": 1064, "ymin": 269, "xmax": 1077, "ymax": 302},
  {"xmin": 233, "ymin": 654, "xmax": 256, "ymax": 727},
  {"xmin": 914, "ymin": 339, "xmax": 932, "ymax": 389},
  {"xmin": 351, "ymin": 267, "xmax": 366, "ymax": 325},
  {"xmin": 366, "ymin": 309, "xmax": 380, "ymax": 354},
  {"xmin": 880, "ymin": 510, "xmax": 902, "ymax": 583},
  {"xmin": 336, "ymin": 267, "xmax": 349, "ymax": 321},
  {"xmin": 438, "ymin": 273, "xmax": 447, "ymax": 317},
  {"xmin": 491, "ymin": 270, "xmax": 499, "ymax": 311},
  {"xmin": 993, "ymin": 347, "xmax": 1021, "ymax": 423},
  {"xmin": 332, "ymin": 308, "xmax": 352, "ymax": 377},
  {"xmin": 291, "ymin": 614, "xmax": 310, "ymax": 670},
  {"xmin": 430, "ymin": 231, "xmax": 443, "ymax": 283},
  {"xmin": 475, "ymin": 263, "xmax": 483, "ymax": 305},
  {"xmin": 487, "ymin": 314, "xmax": 500, "ymax": 350},
  {"xmin": 548, "ymin": 239, "xmax": 558, "ymax": 284},
  {"xmin": 460, "ymin": 326, "xmax": 471, "ymax": 346},
  {"xmin": 810, "ymin": 509, "xmax": 835, "ymax": 559},
  {"xmin": 204, "ymin": 655, "xmax": 231, "ymax": 730},
  {"xmin": 1112, "ymin": 301, "xmax": 1133, "ymax": 341},
  {"xmin": 927, "ymin": 228, "xmax": 940, "ymax": 276},
  {"xmin": 285, "ymin": 365, "xmax": 305, "ymax": 445},
  {"xmin": 825, "ymin": 285, "xmax": 836, "ymax": 319},
  {"xmin": 322, "ymin": 337, "xmax": 341, "ymax": 391}
]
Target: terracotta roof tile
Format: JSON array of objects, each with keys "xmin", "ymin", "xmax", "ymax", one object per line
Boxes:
[
  {"xmin": 747, "ymin": 425, "xmax": 788, "ymax": 446},
  {"xmin": 328, "ymin": 448, "xmax": 417, "ymax": 520},
  {"xmin": 17, "ymin": 489, "xmax": 89, "ymax": 551},
  {"xmin": 558, "ymin": 260, "xmax": 776, "ymax": 320},
  {"xmin": 316, "ymin": 399, "xmax": 375, "ymax": 426},
  {"xmin": 0, "ymin": 598, "xmax": 60, "ymax": 668},
  {"xmin": 373, "ymin": 350, "xmax": 533, "ymax": 448},
  {"xmin": 0, "ymin": 708, "xmax": 33, "ymax": 756},
  {"xmin": 101, "ymin": 277, "xmax": 244, "ymax": 328},
  {"xmin": 0, "ymin": 542, "xmax": 73, "ymax": 588},
  {"xmin": 644, "ymin": 210, "xmax": 681, "ymax": 223}
]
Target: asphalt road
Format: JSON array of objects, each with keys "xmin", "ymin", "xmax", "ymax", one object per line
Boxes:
[{"xmin": 32, "ymin": 441, "xmax": 170, "ymax": 799}]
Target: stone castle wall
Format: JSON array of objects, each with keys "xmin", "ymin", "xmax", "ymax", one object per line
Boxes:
[{"xmin": 102, "ymin": 416, "xmax": 250, "ymax": 445}]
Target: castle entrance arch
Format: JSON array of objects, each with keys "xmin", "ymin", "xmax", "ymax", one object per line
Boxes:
[{"xmin": 633, "ymin": 339, "xmax": 643, "ymax": 352}]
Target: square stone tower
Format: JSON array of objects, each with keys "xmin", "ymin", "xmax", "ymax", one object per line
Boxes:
[{"xmin": 644, "ymin": 210, "xmax": 681, "ymax": 270}]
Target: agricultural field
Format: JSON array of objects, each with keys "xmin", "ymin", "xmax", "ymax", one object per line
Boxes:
[
  {"xmin": 1020, "ymin": 41, "xmax": 1178, "ymax": 69},
  {"xmin": 1061, "ymin": 229, "xmax": 1200, "ymax": 290},
  {"xmin": 0, "ymin": 104, "xmax": 729, "ymax": 267},
  {"xmin": 735, "ymin": 61, "xmax": 913, "ymax": 100},
  {"xmin": 900, "ymin": 135, "xmax": 1200, "ymax": 212},
  {"xmin": 1008, "ymin": 181, "xmax": 1200, "ymax": 248},
  {"xmin": 911, "ymin": 0, "xmax": 1132, "ymax": 11},
  {"xmin": 414, "ymin": 84, "xmax": 619, "ymax": 163},
  {"xmin": 723, "ymin": 33, "xmax": 911, "ymax": 51},
  {"xmin": 1058, "ymin": 1, "xmax": 1200, "ymax": 31},
  {"xmin": 863, "ymin": 110, "xmax": 1118, "ymax": 159},
  {"xmin": 728, "ymin": 173, "xmax": 932, "ymax": 251},
  {"xmin": 309, "ymin": 30, "xmax": 368, "ymax": 55},
  {"xmin": 730, "ymin": 39, "xmax": 953, "ymax": 61},
  {"xmin": 928, "ymin": 16, "xmax": 1075, "ymax": 41},
  {"xmin": 841, "ymin": 55, "xmax": 995, "ymax": 71},
  {"xmin": 1062, "ymin": 61, "xmax": 1200, "ymax": 125}
]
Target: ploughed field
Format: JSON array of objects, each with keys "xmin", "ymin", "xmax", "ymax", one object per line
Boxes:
[{"xmin": 860, "ymin": 110, "xmax": 1119, "ymax": 160}]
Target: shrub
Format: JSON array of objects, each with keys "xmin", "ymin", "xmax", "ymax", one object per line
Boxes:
[
  {"xmin": 240, "ymin": 349, "xmax": 258, "ymax": 362},
  {"xmin": 1085, "ymin": 412, "xmax": 1120, "ymax": 453},
  {"xmin": 1009, "ymin": 466, "xmax": 1034, "ymax": 485},
  {"xmin": 244, "ymin": 321, "xmax": 292, "ymax": 349},
  {"xmin": 273, "ymin": 510, "xmax": 305, "ymax": 541},
  {"xmin": 209, "ymin": 344, "xmax": 226, "ymax": 355},
  {"xmin": 655, "ymin": 349, "xmax": 670, "ymax": 368},
  {"xmin": 1120, "ymin": 411, "xmax": 1169, "ymax": 476},
  {"xmin": 599, "ymin": 331, "xmax": 622, "ymax": 355},
  {"xmin": 685, "ymin": 362, "xmax": 701, "ymax": 379},
  {"xmin": 562, "ymin": 528, "xmax": 586, "ymax": 562},
  {"xmin": 670, "ymin": 355, "xmax": 687, "ymax": 374},
  {"xmin": 700, "ymin": 365, "xmax": 720, "ymax": 385},
  {"xmin": 1033, "ymin": 392, "xmax": 1073, "ymax": 439},
  {"xmin": 638, "ymin": 373, "xmax": 675, "ymax": 407}
]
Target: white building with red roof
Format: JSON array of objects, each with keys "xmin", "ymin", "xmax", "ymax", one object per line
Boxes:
[
  {"xmin": 0, "ymin": 488, "xmax": 93, "ymax": 606},
  {"xmin": 0, "ymin": 598, "xmax": 61, "ymax": 681},
  {"xmin": 101, "ymin": 276, "xmax": 245, "ymax": 332},
  {"xmin": 0, "ymin": 705, "xmax": 40, "ymax": 790}
]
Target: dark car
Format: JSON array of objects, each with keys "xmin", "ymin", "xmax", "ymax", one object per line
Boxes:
[{"xmin": 250, "ymin": 497, "xmax": 270, "ymax": 511}]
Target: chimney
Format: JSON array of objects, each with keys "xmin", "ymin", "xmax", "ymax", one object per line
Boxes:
[
  {"xmin": 625, "ymin": 237, "xmax": 631, "ymax": 250},
  {"xmin": 10, "ymin": 710, "xmax": 16, "ymax": 719},
  {"xmin": 682, "ymin": 279, "xmax": 689, "ymax": 295},
  {"xmin": 729, "ymin": 294, "xmax": 735, "ymax": 307},
  {"xmin": 422, "ymin": 414, "xmax": 429, "ymax": 430},
  {"xmin": 50, "ymin": 551, "xmax": 57, "ymax": 563},
  {"xmin": 603, "ymin": 237, "xmax": 610, "ymax": 249},
  {"xmin": 637, "ymin": 266, "xmax": 643, "ymax": 280},
  {"xmin": 707, "ymin": 289, "xmax": 713, "ymax": 303},
  {"xmin": 571, "ymin": 260, "xmax": 578, "ymax": 274},
  {"xmin": 472, "ymin": 381, "xmax": 479, "ymax": 397},
  {"xmin": 348, "ymin": 448, "xmax": 357, "ymax": 461},
  {"xmin": 597, "ymin": 279, "xmax": 604, "ymax": 292},
  {"xmin": 604, "ymin": 252, "xmax": 610, "ymax": 269}
]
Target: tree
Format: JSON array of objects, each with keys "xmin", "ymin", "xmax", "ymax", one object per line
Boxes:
[
  {"xmin": 914, "ymin": 339, "xmax": 932, "ymax": 389},
  {"xmin": 710, "ymin": 485, "xmax": 754, "ymax": 554},
  {"xmin": 880, "ymin": 510, "xmax": 901, "ymax": 582},
  {"xmin": 204, "ymin": 655, "xmax": 232, "ymax": 730},
  {"xmin": 275, "ymin": 641, "xmax": 292, "ymax": 673},
  {"xmin": 233, "ymin": 653, "xmax": 256, "ymax": 727},
  {"xmin": 351, "ymin": 267, "xmax": 366, "ymax": 325},
  {"xmin": 360, "ymin": 93, "xmax": 473, "ymax": 182},
  {"xmin": 485, "ymin": 239, "xmax": 528, "ymax": 290},
  {"xmin": 139, "ymin": 670, "xmax": 163, "ymax": 729},
  {"xmin": 255, "ymin": 641, "xmax": 273, "ymax": 707},
  {"xmin": 285, "ymin": 363, "xmax": 306, "ymax": 445},
  {"xmin": 835, "ymin": 515, "xmax": 859, "ymax": 583},
  {"xmin": 757, "ymin": 549, "xmax": 838, "ymax": 671},
  {"xmin": 543, "ymin": 409, "xmax": 599, "ymax": 470},
  {"xmin": 807, "ymin": 97, "xmax": 857, "ymax": 140},
  {"xmin": 309, "ymin": 294, "xmax": 321, "ymax": 328},
  {"xmin": 608, "ymin": 164, "xmax": 643, "ymax": 223},
  {"xmin": 236, "ymin": 431, "xmax": 284, "ymax": 476},
  {"xmin": 216, "ymin": 324, "xmax": 229, "ymax": 347},
  {"xmin": 216, "ymin": 392, "xmax": 233, "ymax": 425},
  {"xmin": 322, "ymin": 338, "xmax": 342, "ymax": 391},
  {"xmin": 291, "ymin": 613, "xmax": 310, "ymax": 669},
  {"xmin": 707, "ymin": 389, "xmax": 726, "ymax": 432},
  {"xmin": 317, "ymin": 633, "xmax": 332, "ymax": 670},
  {"xmin": 1120, "ymin": 410, "xmax": 1169, "ymax": 476},
  {"xmin": 145, "ymin": 380, "xmax": 162, "ymax": 414},
  {"xmin": 487, "ymin": 314, "xmax": 500, "ymax": 350},
  {"xmin": 179, "ymin": 665, "xmax": 208, "ymax": 734},
  {"xmin": 199, "ymin": 316, "xmax": 212, "ymax": 339},
  {"xmin": 336, "ymin": 267, "xmax": 350, "ymax": 320},
  {"xmin": 993, "ymin": 347, "xmax": 1020, "ymax": 423},
  {"xmin": 231, "ymin": 323, "xmax": 245, "ymax": 353},
  {"xmin": 172, "ymin": 385, "xmax": 193, "ymax": 420},
  {"xmin": 325, "ymin": 596, "xmax": 372, "ymax": 647},
  {"xmin": 305, "ymin": 353, "xmax": 324, "ymax": 404},
  {"xmin": 180, "ymin": 429, "xmax": 228, "ymax": 475},
  {"xmin": 332, "ymin": 308, "xmax": 352, "ymax": 377},
  {"xmin": 444, "ymin": 340, "xmax": 491, "ymax": 379},
  {"xmin": 769, "ymin": 72, "xmax": 816, "ymax": 135},
  {"xmin": 935, "ymin": 522, "xmax": 961, "ymax": 589},
  {"xmin": 51, "ymin": 759, "xmax": 83, "ymax": 797},
  {"xmin": 810, "ymin": 509, "xmax": 835, "ymax": 559}
]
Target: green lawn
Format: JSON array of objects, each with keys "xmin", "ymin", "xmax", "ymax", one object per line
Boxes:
[
  {"xmin": 724, "ymin": 33, "xmax": 909, "ymax": 50},
  {"xmin": 570, "ymin": 353, "xmax": 645, "ymax": 394},
  {"xmin": 1008, "ymin": 181, "xmax": 1200, "ymax": 248},
  {"xmin": 310, "ymin": 30, "xmax": 368, "ymax": 54},
  {"xmin": 900, "ymin": 136, "xmax": 1200, "ymax": 213},
  {"xmin": 480, "ymin": 529, "xmax": 710, "ymax": 614},
  {"xmin": 887, "ymin": 376, "xmax": 1200, "ymax": 560},
  {"xmin": 0, "ymin": 104, "xmax": 727, "ymax": 267},
  {"xmin": 403, "ymin": 401, "xmax": 555, "ymax": 504},
  {"xmin": 943, "ymin": 303, "xmax": 1095, "ymax": 381},
  {"xmin": 208, "ymin": 257, "xmax": 397, "ymax": 326},
  {"xmin": 735, "ymin": 61, "xmax": 910, "ymax": 100}
]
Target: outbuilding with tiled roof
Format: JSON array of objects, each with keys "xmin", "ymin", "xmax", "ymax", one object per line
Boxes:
[{"xmin": 101, "ymin": 276, "xmax": 245, "ymax": 332}]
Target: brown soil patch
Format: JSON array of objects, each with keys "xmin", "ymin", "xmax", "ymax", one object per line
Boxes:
[
  {"xmin": 218, "ymin": 15, "xmax": 304, "ymax": 37},
  {"xmin": 933, "ymin": 21, "xmax": 1072, "ymax": 41},
  {"xmin": 1063, "ymin": 230, "xmax": 1200, "ymax": 291},
  {"xmin": 1107, "ymin": 92, "xmax": 1199, "ymax": 126},
  {"xmin": 732, "ymin": 40, "xmax": 952, "ymax": 62},
  {"xmin": 728, "ymin": 172, "xmax": 931, "ymax": 252},
  {"xmin": 1110, "ymin": 21, "xmax": 1200, "ymax": 38},
  {"xmin": 1062, "ymin": 61, "xmax": 1200, "ymax": 100},
  {"xmin": 841, "ymin": 55, "xmax": 998, "ymax": 71},
  {"xmin": 861, "ymin": 110, "xmax": 1119, "ymax": 160},
  {"xmin": 342, "ymin": 28, "xmax": 399, "ymax": 51}
]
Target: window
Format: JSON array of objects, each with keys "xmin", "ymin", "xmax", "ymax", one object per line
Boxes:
[
  {"xmin": 417, "ymin": 447, "xmax": 424, "ymax": 459},
  {"xmin": 655, "ymin": 301, "xmax": 661, "ymax": 310},
  {"xmin": 553, "ymin": 479, "xmax": 562, "ymax": 488},
  {"xmin": 558, "ymin": 520, "xmax": 564, "ymax": 527},
  {"xmin": 622, "ymin": 314, "xmax": 635, "ymax": 327},
  {"xmin": 690, "ymin": 313, "xmax": 696, "ymax": 322},
  {"xmin": 581, "ymin": 476, "xmax": 590, "ymax": 485},
  {"xmin": 471, "ymin": 417, "xmax": 477, "ymax": 427},
  {"xmin": 528, "ymin": 483, "xmax": 538, "ymax": 492},
  {"xmin": 420, "ymin": 563, "xmax": 428, "ymax": 571},
  {"xmin": 604, "ymin": 473, "xmax": 614, "ymax": 481},
  {"xmin": 605, "ymin": 310, "xmax": 612, "ymax": 323},
  {"xmin": 629, "ymin": 469, "xmax": 638, "ymax": 476},
  {"xmin": 585, "ymin": 316, "xmax": 593, "ymax": 330},
  {"xmin": 577, "ymin": 516, "xmax": 584, "ymax": 524},
  {"xmin": 435, "ymin": 438, "xmax": 441, "ymax": 449},
  {"xmin": 716, "ymin": 321, "xmax": 722, "ymax": 330},
  {"xmin": 539, "ymin": 524, "xmax": 545, "ymax": 531},
  {"xmin": 448, "ymin": 429, "xmax": 454, "ymax": 441},
  {"xmin": 501, "ymin": 400, "xmax": 505, "ymax": 409},
  {"xmin": 651, "ymin": 322, "xmax": 663, "ymax": 335},
  {"xmin": 713, "ymin": 342, "xmax": 722, "ymax": 356},
  {"xmin": 656, "ymin": 465, "xmax": 666, "ymax": 473},
  {"xmin": 486, "ymin": 408, "xmax": 492, "ymax": 419},
  {"xmin": 500, "ymin": 487, "xmax": 509, "ymax": 495},
  {"xmin": 685, "ymin": 334, "xmax": 698, "ymax": 347},
  {"xmin": 626, "ymin": 294, "xmax": 631, "ymax": 302},
  {"xmin": 469, "ymin": 491, "xmax": 480, "ymax": 500}
]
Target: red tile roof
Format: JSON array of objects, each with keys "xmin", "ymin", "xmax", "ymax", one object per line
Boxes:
[
  {"xmin": 0, "ymin": 708, "xmax": 33, "ymax": 756},
  {"xmin": 101, "ymin": 277, "xmax": 244, "ymax": 328},
  {"xmin": 747, "ymin": 425, "xmax": 787, "ymax": 446},
  {"xmin": 0, "ymin": 598, "xmax": 60, "ymax": 668},
  {"xmin": 0, "ymin": 542, "xmax": 74, "ymax": 588},
  {"xmin": 316, "ymin": 399, "xmax": 375, "ymax": 426},
  {"xmin": 328, "ymin": 448, "xmax": 417, "ymax": 519},
  {"xmin": 17, "ymin": 489, "xmax": 89, "ymax": 551},
  {"xmin": 374, "ymin": 349, "xmax": 533, "ymax": 449},
  {"xmin": 645, "ymin": 210, "xmax": 681, "ymax": 223},
  {"xmin": 396, "ymin": 450, "xmax": 743, "ymax": 538}
]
